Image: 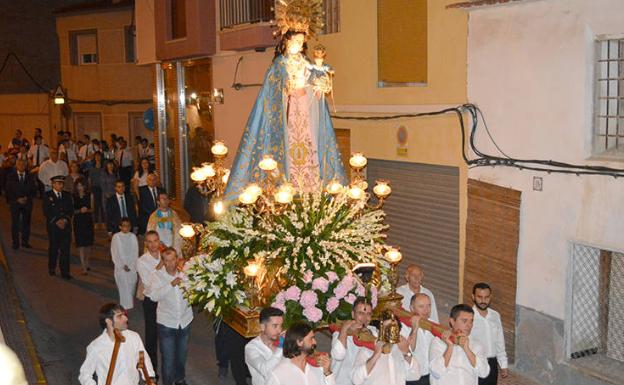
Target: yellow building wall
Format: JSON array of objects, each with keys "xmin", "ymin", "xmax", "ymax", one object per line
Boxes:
[
  {"xmin": 0, "ymin": 93, "xmax": 59, "ymax": 148},
  {"xmin": 212, "ymin": 0, "xmax": 468, "ymax": 299},
  {"xmin": 56, "ymin": 9, "xmax": 152, "ymax": 140}
]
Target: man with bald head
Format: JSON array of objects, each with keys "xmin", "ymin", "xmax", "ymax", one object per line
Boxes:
[
  {"xmin": 397, "ymin": 265, "xmax": 439, "ymax": 323},
  {"xmin": 401, "ymin": 293, "xmax": 436, "ymax": 385}
]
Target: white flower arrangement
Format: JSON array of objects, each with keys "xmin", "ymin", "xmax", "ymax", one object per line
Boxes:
[{"xmin": 182, "ymin": 189, "xmax": 390, "ymax": 320}]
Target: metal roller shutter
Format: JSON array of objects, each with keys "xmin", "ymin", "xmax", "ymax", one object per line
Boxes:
[{"xmin": 367, "ymin": 159, "xmax": 460, "ymax": 319}]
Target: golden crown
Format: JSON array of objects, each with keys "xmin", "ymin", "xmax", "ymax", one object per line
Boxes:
[{"xmin": 274, "ymin": 0, "xmax": 325, "ymax": 38}]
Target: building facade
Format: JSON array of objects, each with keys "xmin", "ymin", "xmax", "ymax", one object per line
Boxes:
[{"xmin": 55, "ymin": 0, "xmax": 153, "ymax": 145}]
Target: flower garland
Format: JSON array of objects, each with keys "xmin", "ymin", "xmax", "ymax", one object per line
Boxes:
[{"xmin": 182, "ymin": 189, "xmax": 389, "ymax": 320}]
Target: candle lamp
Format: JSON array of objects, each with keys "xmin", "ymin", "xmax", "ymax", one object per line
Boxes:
[
  {"xmin": 384, "ymin": 247, "xmax": 402, "ymax": 296},
  {"xmin": 244, "ymin": 261, "xmax": 262, "ymax": 310}
]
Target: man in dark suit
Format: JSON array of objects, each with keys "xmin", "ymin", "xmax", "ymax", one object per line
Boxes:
[
  {"xmin": 43, "ymin": 175, "xmax": 74, "ymax": 279},
  {"xmin": 106, "ymin": 180, "xmax": 138, "ymax": 237},
  {"xmin": 138, "ymin": 173, "xmax": 163, "ymax": 235},
  {"xmin": 5, "ymin": 159, "xmax": 37, "ymax": 249}
]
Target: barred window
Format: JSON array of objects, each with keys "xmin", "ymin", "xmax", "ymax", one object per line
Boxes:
[
  {"xmin": 567, "ymin": 243, "xmax": 624, "ymax": 369},
  {"xmin": 594, "ymin": 37, "xmax": 624, "ymax": 157},
  {"xmin": 320, "ymin": 0, "xmax": 340, "ymax": 35}
]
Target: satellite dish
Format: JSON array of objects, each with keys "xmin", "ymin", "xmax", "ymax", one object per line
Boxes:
[{"xmin": 143, "ymin": 107, "xmax": 154, "ymax": 131}]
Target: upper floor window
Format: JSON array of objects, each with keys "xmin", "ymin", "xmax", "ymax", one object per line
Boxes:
[
  {"xmin": 594, "ymin": 37, "xmax": 624, "ymax": 158},
  {"xmin": 219, "ymin": 0, "xmax": 340, "ymax": 34},
  {"xmin": 69, "ymin": 30, "xmax": 98, "ymax": 65},
  {"xmin": 170, "ymin": 0, "xmax": 187, "ymax": 39},
  {"xmin": 377, "ymin": 0, "xmax": 427, "ymax": 87},
  {"xmin": 124, "ymin": 25, "xmax": 136, "ymax": 63}
]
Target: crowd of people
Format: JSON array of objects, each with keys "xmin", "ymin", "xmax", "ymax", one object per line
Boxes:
[
  {"xmin": 1, "ymin": 129, "xmax": 510, "ymax": 385},
  {"xmin": 76, "ymin": 260, "xmax": 509, "ymax": 385}
]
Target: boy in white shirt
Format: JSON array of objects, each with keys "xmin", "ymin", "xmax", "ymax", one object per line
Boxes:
[
  {"xmin": 401, "ymin": 293, "xmax": 435, "ymax": 385},
  {"xmin": 111, "ymin": 218, "xmax": 139, "ymax": 309},
  {"xmin": 331, "ymin": 297, "xmax": 378, "ymax": 385},
  {"xmin": 245, "ymin": 307, "xmax": 285, "ymax": 385},
  {"xmin": 429, "ymin": 304, "xmax": 490, "ymax": 385},
  {"xmin": 79, "ymin": 303, "xmax": 155, "ymax": 385}
]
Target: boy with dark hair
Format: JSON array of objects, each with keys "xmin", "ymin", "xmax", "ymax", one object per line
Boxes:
[
  {"xmin": 79, "ymin": 303, "xmax": 155, "ymax": 385},
  {"xmin": 429, "ymin": 304, "xmax": 490, "ymax": 385},
  {"xmin": 267, "ymin": 322, "xmax": 333, "ymax": 385},
  {"xmin": 245, "ymin": 307, "xmax": 285, "ymax": 385},
  {"xmin": 331, "ymin": 296, "xmax": 378, "ymax": 385},
  {"xmin": 471, "ymin": 283, "xmax": 508, "ymax": 385}
]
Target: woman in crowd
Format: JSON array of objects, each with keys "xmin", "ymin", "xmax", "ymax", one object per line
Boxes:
[
  {"xmin": 101, "ymin": 160, "xmax": 118, "ymax": 218},
  {"xmin": 88, "ymin": 152, "xmax": 106, "ymax": 229},
  {"xmin": 64, "ymin": 161, "xmax": 82, "ymax": 193},
  {"xmin": 73, "ymin": 178, "xmax": 94, "ymax": 275},
  {"xmin": 132, "ymin": 157, "xmax": 153, "ymax": 198}
]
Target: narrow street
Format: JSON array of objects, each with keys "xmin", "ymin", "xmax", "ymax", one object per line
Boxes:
[{"xmin": 0, "ymin": 200, "xmax": 234, "ymax": 385}]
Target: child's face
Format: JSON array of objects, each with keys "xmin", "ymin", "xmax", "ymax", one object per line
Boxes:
[{"xmin": 120, "ymin": 222, "xmax": 131, "ymax": 233}]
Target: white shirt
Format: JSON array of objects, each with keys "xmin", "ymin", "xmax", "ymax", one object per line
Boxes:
[
  {"xmin": 429, "ymin": 337, "xmax": 489, "ymax": 385},
  {"xmin": 147, "ymin": 269, "xmax": 193, "ymax": 329},
  {"xmin": 79, "ymin": 143, "xmax": 98, "ymax": 160},
  {"xmin": 267, "ymin": 359, "xmax": 335, "ymax": 385},
  {"xmin": 137, "ymin": 251, "xmax": 160, "ymax": 287},
  {"xmin": 330, "ymin": 326, "xmax": 378, "ymax": 385},
  {"xmin": 397, "ymin": 284, "xmax": 439, "ymax": 323},
  {"xmin": 245, "ymin": 335, "xmax": 284, "ymax": 385},
  {"xmin": 471, "ymin": 306, "xmax": 507, "ymax": 369},
  {"xmin": 38, "ymin": 159, "xmax": 69, "ymax": 187},
  {"xmin": 78, "ymin": 329, "xmax": 154, "ymax": 385},
  {"xmin": 111, "ymin": 232, "xmax": 139, "ymax": 272},
  {"xmin": 352, "ymin": 344, "xmax": 420, "ymax": 385},
  {"xmin": 133, "ymin": 171, "xmax": 148, "ymax": 187},
  {"xmin": 28, "ymin": 144, "xmax": 49, "ymax": 166},
  {"xmin": 59, "ymin": 143, "xmax": 78, "ymax": 162},
  {"xmin": 400, "ymin": 324, "xmax": 434, "ymax": 376},
  {"xmin": 117, "ymin": 148, "xmax": 134, "ymax": 168}
]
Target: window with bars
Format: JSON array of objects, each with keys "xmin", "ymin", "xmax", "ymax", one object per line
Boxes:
[
  {"xmin": 567, "ymin": 243, "xmax": 624, "ymax": 367},
  {"xmin": 594, "ymin": 38, "xmax": 624, "ymax": 157}
]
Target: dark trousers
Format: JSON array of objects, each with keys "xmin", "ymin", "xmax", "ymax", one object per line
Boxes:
[
  {"xmin": 407, "ymin": 374, "xmax": 430, "ymax": 385},
  {"xmin": 158, "ymin": 323, "xmax": 190, "ymax": 385},
  {"xmin": 120, "ymin": 167, "xmax": 133, "ymax": 192},
  {"xmin": 143, "ymin": 297, "xmax": 158, "ymax": 371},
  {"xmin": 214, "ymin": 319, "xmax": 230, "ymax": 369},
  {"xmin": 92, "ymin": 187, "xmax": 105, "ymax": 224},
  {"xmin": 479, "ymin": 358, "xmax": 499, "ymax": 385},
  {"xmin": 10, "ymin": 204, "xmax": 32, "ymax": 246},
  {"xmin": 48, "ymin": 225, "xmax": 71, "ymax": 277},
  {"xmin": 223, "ymin": 324, "xmax": 251, "ymax": 385}
]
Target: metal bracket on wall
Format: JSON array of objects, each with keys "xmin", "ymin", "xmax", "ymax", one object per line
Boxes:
[{"xmin": 231, "ymin": 56, "xmax": 263, "ymax": 91}]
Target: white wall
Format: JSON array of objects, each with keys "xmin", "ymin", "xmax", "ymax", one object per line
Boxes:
[{"xmin": 467, "ymin": 0, "xmax": 624, "ymax": 319}]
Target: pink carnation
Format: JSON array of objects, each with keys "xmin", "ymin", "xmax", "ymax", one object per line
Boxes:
[
  {"xmin": 272, "ymin": 301, "xmax": 286, "ymax": 312},
  {"xmin": 333, "ymin": 283, "xmax": 348, "ymax": 299},
  {"xmin": 326, "ymin": 297, "xmax": 339, "ymax": 313},
  {"xmin": 303, "ymin": 270, "xmax": 313, "ymax": 283},
  {"xmin": 341, "ymin": 275, "xmax": 355, "ymax": 291},
  {"xmin": 273, "ymin": 291, "xmax": 286, "ymax": 306},
  {"xmin": 326, "ymin": 271, "xmax": 339, "ymax": 282},
  {"xmin": 345, "ymin": 293, "xmax": 357, "ymax": 305},
  {"xmin": 303, "ymin": 306, "xmax": 323, "ymax": 323},
  {"xmin": 300, "ymin": 290, "xmax": 318, "ymax": 308},
  {"xmin": 356, "ymin": 284, "xmax": 365, "ymax": 297},
  {"xmin": 285, "ymin": 286, "xmax": 301, "ymax": 301},
  {"xmin": 371, "ymin": 286, "xmax": 378, "ymax": 309},
  {"xmin": 312, "ymin": 277, "xmax": 329, "ymax": 293}
]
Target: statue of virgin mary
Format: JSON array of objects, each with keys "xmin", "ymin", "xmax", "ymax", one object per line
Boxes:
[{"xmin": 224, "ymin": 0, "xmax": 347, "ymax": 199}]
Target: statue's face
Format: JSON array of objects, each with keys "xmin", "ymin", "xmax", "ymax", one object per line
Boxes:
[{"xmin": 286, "ymin": 33, "xmax": 305, "ymax": 55}]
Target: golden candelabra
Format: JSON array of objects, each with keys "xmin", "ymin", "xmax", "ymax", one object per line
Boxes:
[{"xmin": 190, "ymin": 141, "xmax": 231, "ymax": 217}]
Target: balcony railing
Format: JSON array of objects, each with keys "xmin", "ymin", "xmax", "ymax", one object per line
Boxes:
[{"xmin": 219, "ymin": 0, "xmax": 274, "ymax": 30}]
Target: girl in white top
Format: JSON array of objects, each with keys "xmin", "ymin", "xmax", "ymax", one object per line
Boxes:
[
  {"xmin": 111, "ymin": 218, "xmax": 139, "ymax": 309},
  {"xmin": 132, "ymin": 158, "xmax": 153, "ymax": 197}
]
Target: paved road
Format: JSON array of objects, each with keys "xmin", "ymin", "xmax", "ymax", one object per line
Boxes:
[{"xmin": 0, "ymin": 200, "xmax": 236, "ymax": 385}]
